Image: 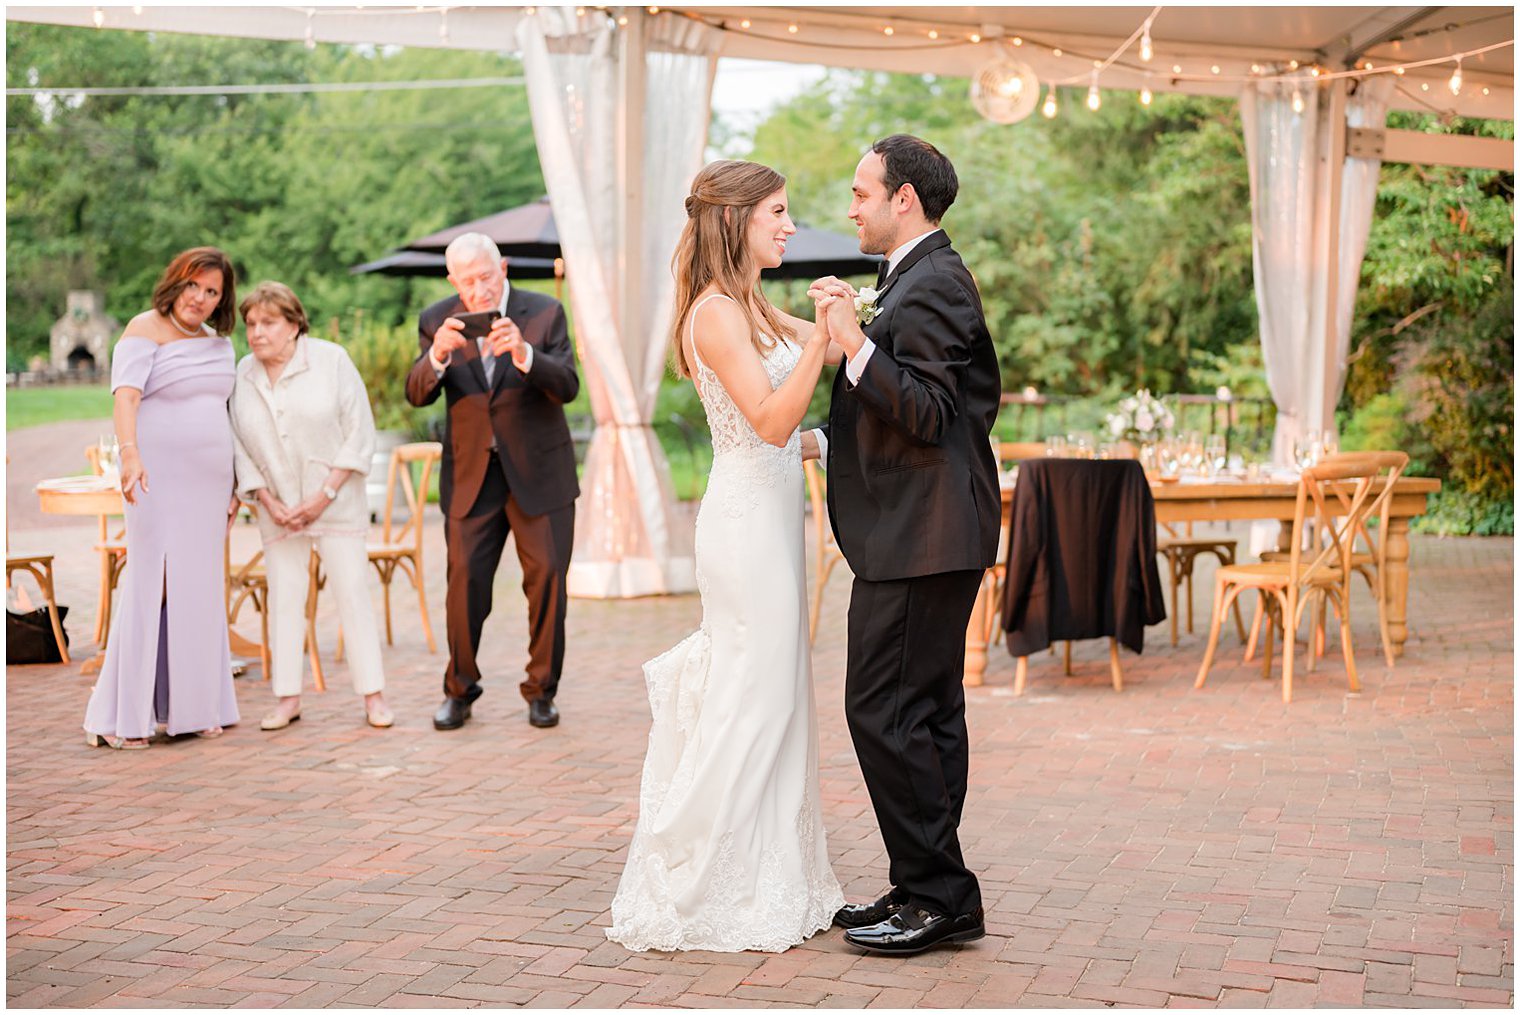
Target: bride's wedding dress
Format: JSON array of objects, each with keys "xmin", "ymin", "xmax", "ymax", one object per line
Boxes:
[{"xmin": 606, "ymin": 294, "xmax": 843, "ymax": 952}]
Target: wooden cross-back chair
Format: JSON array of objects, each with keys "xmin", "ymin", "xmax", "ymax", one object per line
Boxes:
[
  {"xmin": 1195, "ymin": 452, "xmax": 1408, "ymax": 703},
  {"xmin": 1257, "ymin": 450, "xmax": 1405, "ymax": 668},
  {"xmin": 5, "ymin": 456, "xmax": 69, "ymax": 664},
  {"xmin": 83, "ymin": 444, "xmax": 129, "ymax": 645},
  {"xmin": 367, "ymin": 442, "xmax": 441, "ymax": 652}
]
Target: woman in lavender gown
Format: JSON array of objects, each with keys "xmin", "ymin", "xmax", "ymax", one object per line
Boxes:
[{"xmin": 83, "ymin": 247, "xmax": 243, "ymax": 748}]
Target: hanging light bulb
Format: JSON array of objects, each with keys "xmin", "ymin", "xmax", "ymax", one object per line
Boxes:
[
  {"xmin": 927, "ymin": 29, "xmax": 938, "ymax": 40},
  {"xmin": 1448, "ymin": 57, "xmax": 1463, "ymax": 95},
  {"xmin": 1140, "ymin": 85, "xmax": 1153, "ymax": 106},
  {"xmin": 1086, "ymin": 73, "xmax": 1101, "ymax": 111},
  {"xmin": 1291, "ymin": 88, "xmax": 1304, "ymax": 115},
  {"xmin": 91, "ymin": 7, "xmax": 104, "ymax": 27},
  {"xmin": 739, "ymin": 18, "xmax": 750, "ymax": 29},
  {"xmin": 1139, "ymin": 22, "xmax": 1153, "ymax": 62},
  {"xmin": 1042, "ymin": 86, "xmax": 1058, "ymax": 118}
]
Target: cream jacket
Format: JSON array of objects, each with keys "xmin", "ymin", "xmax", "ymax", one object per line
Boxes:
[{"xmin": 230, "ymin": 337, "xmax": 376, "ymax": 540}]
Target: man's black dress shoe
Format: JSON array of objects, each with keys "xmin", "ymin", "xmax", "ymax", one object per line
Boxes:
[
  {"xmin": 433, "ymin": 697, "xmax": 472, "ymax": 730},
  {"xmin": 833, "ymin": 889, "xmax": 908, "ymax": 929},
  {"xmin": 842, "ymin": 905, "xmax": 985, "ymax": 956},
  {"xmin": 528, "ymin": 697, "xmax": 559, "ymax": 728}
]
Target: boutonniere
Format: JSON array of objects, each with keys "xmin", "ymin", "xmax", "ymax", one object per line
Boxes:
[{"xmin": 854, "ymin": 286, "xmax": 882, "ymax": 326}]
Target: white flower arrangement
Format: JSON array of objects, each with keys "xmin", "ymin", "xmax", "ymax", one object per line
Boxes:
[
  {"xmin": 854, "ymin": 286, "xmax": 882, "ymax": 326},
  {"xmin": 1106, "ymin": 389, "xmax": 1175, "ymax": 443}
]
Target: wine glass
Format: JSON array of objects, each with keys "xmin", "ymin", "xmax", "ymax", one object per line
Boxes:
[
  {"xmin": 1045, "ymin": 434, "xmax": 1067, "ymax": 458},
  {"xmin": 1157, "ymin": 438, "xmax": 1181, "ymax": 479},
  {"xmin": 1293, "ymin": 429, "xmax": 1321, "ymax": 471},
  {"xmin": 96, "ymin": 434, "xmax": 119, "ymax": 479},
  {"xmin": 1205, "ymin": 435, "xmax": 1227, "ymax": 477}
]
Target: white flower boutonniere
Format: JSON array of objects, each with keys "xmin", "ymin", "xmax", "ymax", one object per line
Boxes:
[{"xmin": 854, "ymin": 286, "xmax": 882, "ymax": 326}]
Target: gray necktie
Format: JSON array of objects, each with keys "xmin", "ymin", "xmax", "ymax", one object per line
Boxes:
[{"xmin": 477, "ymin": 336, "xmax": 495, "ymax": 386}]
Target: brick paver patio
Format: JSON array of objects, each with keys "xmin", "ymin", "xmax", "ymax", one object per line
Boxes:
[{"xmin": 6, "ymin": 459, "xmax": 1513, "ymax": 1007}]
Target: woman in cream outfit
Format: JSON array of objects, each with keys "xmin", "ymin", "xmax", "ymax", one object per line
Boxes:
[{"xmin": 229, "ymin": 282, "xmax": 393, "ymax": 730}]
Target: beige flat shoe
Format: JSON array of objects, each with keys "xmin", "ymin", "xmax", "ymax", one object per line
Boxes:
[
  {"xmin": 196, "ymin": 726, "xmax": 225, "ymax": 739},
  {"xmin": 365, "ymin": 707, "xmax": 394, "ymax": 729},
  {"xmin": 260, "ymin": 711, "xmax": 300, "ymax": 731}
]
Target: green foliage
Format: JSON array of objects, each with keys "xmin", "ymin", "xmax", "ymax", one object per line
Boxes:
[
  {"xmin": 7, "ymin": 24, "xmax": 540, "ymax": 359},
  {"xmin": 325, "ymin": 312, "xmax": 441, "ymax": 439},
  {"xmin": 743, "ymin": 77, "xmax": 1258, "ymax": 397},
  {"xmin": 1413, "ymin": 488, "xmax": 1515, "ymax": 537},
  {"xmin": 5, "ymin": 383, "xmax": 115, "ymax": 431}
]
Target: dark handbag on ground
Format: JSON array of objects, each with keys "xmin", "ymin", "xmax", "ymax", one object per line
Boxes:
[{"xmin": 7, "ymin": 604, "xmax": 69, "ymax": 664}]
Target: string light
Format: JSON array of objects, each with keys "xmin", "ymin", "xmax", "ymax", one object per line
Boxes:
[
  {"xmin": 1052, "ymin": 48, "xmax": 1063, "ymax": 57},
  {"xmin": 739, "ymin": 19, "xmax": 750, "ymax": 29},
  {"xmin": 787, "ymin": 23, "xmax": 798, "ymax": 34},
  {"xmin": 882, "ymin": 25, "xmax": 894, "ymax": 37},
  {"xmin": 1139, "ymin": 20, "xmax": 1153, "ymax": 62},
  {"xmin": 1250, "ymin": 64, "xmax": 1262, "ymax": 74},
  {"xmin": 1291, "ymin": 88, "xmax": 1304, "ymax": 114},
  {"xmin": 1210, "ymin": 65, "xmax": 1220, "ymax": 74},
  {"xmin": 524, "ymin": 5, "xmax": 536, "ymax": 13},
  {"xmin": 1012, "ymin": 36, "xmax": 1023, "ymax": 46},
  {"xmin": 1448, "ymin": 56, "xmax": 1463, "ymax": 95},
  {"xmin": 1041, "ymin": 85, "xmax": 1058, "ymax": 118},
  {"xmin": 616, "ymin": 14, "xmax": 628, "ymax": 25},
  {"xmin": 131, "ymin": 4, "xmax": 142, "ymax": 13},
  {"xmin": 1140, "ymin": 85, "xmax": 1153, "ymax": 106},
  {"xmin": 927, "ymin": 29, "xmax": 938, "ymax": 40},
  {"xmin": 647, "ymin": 5, "xmax": 659, "ymax": 13},
  {"xmin": 969, "ymin": 32, "xmax": 981, "ymax": 43},
  {"xmin": 1288, "ymin": 60, "xmax": 1299, "ymax": 70},
  {"xmin": 92, "ymin": 7, "xmax": 104, "ymax": 28},
  {"xmin": 1171, "ymin": 64, "xmax": 1181, "ymax": 74},
  {"xmin": 1086, "ymin": 72, "xmax": 1101, "ymax": 110}
]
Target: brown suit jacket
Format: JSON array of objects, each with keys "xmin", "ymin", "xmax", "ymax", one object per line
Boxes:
[{"xmin": 404, "ymin": 288, "xmax": 580, "ymax": 518}]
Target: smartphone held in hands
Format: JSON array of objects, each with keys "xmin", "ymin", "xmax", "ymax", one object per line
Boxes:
[{"xmin": 455, "ymin": 310, "xmax": 498, "ymax": 340}]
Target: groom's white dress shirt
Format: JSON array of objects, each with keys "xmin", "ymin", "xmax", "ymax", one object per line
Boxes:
[{"xmin": 812, "ymin": 227, "xmax": 941, "ymax": 464}]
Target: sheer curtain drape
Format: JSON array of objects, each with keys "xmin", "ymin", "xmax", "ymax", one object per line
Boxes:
[
  {"xmin": 518, "ymin": 10, "xmax": 718, "ymax": 597},
  {"xmin": 1240, "ymin": 76, "xmax": 1394, "ymax": 466}
]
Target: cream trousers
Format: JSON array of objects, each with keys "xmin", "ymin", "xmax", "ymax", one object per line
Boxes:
[{"xmin": 264, "ymin": 533, "xmax": 385, "ymax": 698}]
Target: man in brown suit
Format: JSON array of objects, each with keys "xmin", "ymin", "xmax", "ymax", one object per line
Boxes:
[{"xmin": 405, "ymin": 232, "xmax": 580, "ymax": 730}]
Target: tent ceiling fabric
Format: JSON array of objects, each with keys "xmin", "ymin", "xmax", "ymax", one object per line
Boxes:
[
  {"xmin": 8, "ymin": 7, "xmax": 1509, "ymax": 119},
  {"xmin": 680, "ymin": 5, "xmax": 1512, "ymax": 119}
]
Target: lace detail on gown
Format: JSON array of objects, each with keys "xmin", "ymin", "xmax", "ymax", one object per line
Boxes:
[{"xmin": 606, "ymin": 295, "xmax": 842, "ymax": 952}]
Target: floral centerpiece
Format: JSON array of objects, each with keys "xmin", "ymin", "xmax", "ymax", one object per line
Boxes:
[{"xmin": 1106, "ymin": 389, "xmax": 1174, "ymax": 444}]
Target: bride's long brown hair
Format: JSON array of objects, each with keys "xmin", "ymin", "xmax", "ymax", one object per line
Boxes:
[{"xmin": 670, "ymin": 160, "xmax": 797, "ymax": 378}]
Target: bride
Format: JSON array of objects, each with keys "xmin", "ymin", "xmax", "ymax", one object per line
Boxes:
[{"xmin": 606, "ymin": 160, "xmax": 846, "ymax": 952}]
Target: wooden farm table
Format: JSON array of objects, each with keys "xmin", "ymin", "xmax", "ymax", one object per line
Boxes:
[
  {"xmin": 963, "ymin": 473, "xmax": 1442, "ymax": 685},
  {"xmin": 34, "ymin": 476, "xmax": 269, "ymax": 674}
]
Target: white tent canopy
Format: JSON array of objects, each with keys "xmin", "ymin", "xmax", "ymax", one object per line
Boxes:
[{"xmin": 10, "ymin": 5, "xmax": 1515, "ymax": 597}]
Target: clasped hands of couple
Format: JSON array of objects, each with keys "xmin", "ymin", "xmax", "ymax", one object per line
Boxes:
[{"xmin": 805, "ymin": 275, "xmax": 869, "ymax": 357}]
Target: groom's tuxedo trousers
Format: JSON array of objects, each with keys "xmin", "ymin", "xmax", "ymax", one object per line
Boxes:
[
  {"xmin": 404, "ymin": 290, "xmax": 580, "ymax": 706},
  {"xmin": 825, "ymin": 231, "xmax": 1003, "ymax": 918}
]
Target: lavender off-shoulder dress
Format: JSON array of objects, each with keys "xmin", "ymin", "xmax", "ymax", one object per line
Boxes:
[{"xmin": 83, "ymin": 336, "xmax": 241, "ymax": 739}]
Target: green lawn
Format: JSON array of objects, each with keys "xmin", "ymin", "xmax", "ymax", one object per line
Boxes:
[{"xmin": 7, "ymin": 384, "xmax": 115, "ymax": 431}]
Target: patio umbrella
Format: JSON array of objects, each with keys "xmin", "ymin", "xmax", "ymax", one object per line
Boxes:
[{"xmin": 396, "ymin": 196, "xmax": 879, "ymax": 278}]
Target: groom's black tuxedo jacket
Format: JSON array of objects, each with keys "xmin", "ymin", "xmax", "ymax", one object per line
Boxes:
[
  {"xmin": 404, "ymin": 289, "xmax": 580, "ymax": 519},
  {"xmin": 823, "ymin": 229, "xmax": 1002, "ymax": 582}
]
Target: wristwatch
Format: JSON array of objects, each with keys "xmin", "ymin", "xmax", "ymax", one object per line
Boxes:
[{"xmin": 321, "ymin": 484, "xmax": 339, "ymax": 501}]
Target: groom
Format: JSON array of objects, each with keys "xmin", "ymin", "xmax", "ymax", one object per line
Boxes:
[{"xmin": 810, "ymin": 135, "xmax": 1002, "ymax": 955}]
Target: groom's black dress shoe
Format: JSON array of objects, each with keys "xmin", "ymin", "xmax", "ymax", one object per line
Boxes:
[
  {"xmin": 433, "ymin": 697, "xmax": 472, "ymax": 730},
  {"xmin": 528, "ymin": 697, "xmax": 559, "ymax": 728},
  {"xmin": 843, "ymin": 905, "xmax": 985, "ymax": 956},
  {"xmin": 833, "ymin": 888, "xmax": 908, "ymax": 929}
]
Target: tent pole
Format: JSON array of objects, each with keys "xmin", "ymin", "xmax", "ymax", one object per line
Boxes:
[{"xmin": 1316, "ymin": 78, "xmax": 1348, "ymax": 436}]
